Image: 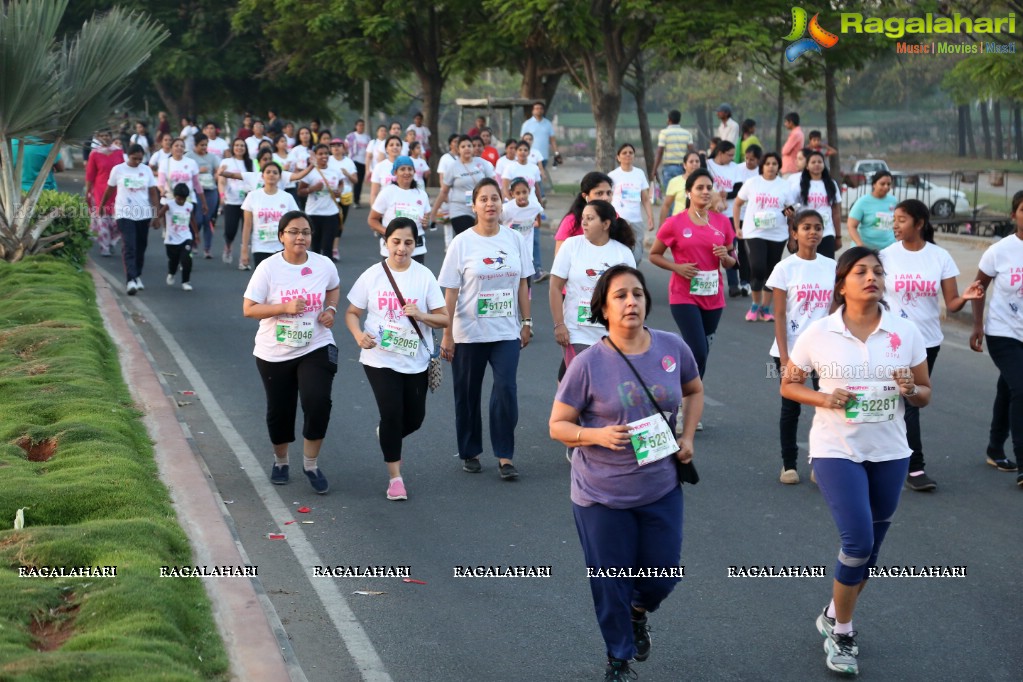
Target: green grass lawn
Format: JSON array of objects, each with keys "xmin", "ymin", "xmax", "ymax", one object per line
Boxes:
[{"xmin": 0, "ymin": 258, "xmax": 228, "ymax": 681}]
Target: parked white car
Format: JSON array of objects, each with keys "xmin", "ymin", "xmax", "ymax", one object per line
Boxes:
[{"xmin": 889, "ymin": 172, "xmax": 970, "ymax": 218}]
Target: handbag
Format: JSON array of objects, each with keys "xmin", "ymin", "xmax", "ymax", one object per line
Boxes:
[
  {"xmin": 605, "ymin": 337, "xmax": 699, "ymax": 485},
  {"xmin": 381, "ymin": 261, "xmax": 443, "ymax": 392}
]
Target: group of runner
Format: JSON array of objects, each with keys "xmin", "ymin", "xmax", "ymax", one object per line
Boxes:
[{"xmin": 92, "ymin": 108, "xmax": 1023, "ymax": 681}]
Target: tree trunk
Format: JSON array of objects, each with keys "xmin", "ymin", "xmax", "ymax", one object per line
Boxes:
[
  {"xmin": 1015, "ymin": 103, "xmax": 1023, "ymax": 161},
  {"xmin": 152, "ymin": 79, "xmax": 181, "ymax": 124},
  {"xmin": 593, "ymin": 90, "xmax": 622, "ymax": 172},
  {"xmin": 775, "ymin": 50, "xmax": 785, "ymax": 152},
  {"xmin": 626, "ymin": 55, "xmax": 655, "ymax": 179},
  {"xmin": 418, "ymin": 70, "xmax": 445, "ymax": 186},
  {"xmin": 966, "ymin": 104, "xmax": 977, "ymax": 158},
  {"xmin": 519, "ymin": 48, "xmax": 565, "ymax": 121},
  {"xmin": 980, "ymin": 100, "xmax": 992, "ymax": 159},
  {"xmin": 993, "ymin": 99, "xmax": 1003, "ymax": 160},
  {"xmin": 824, "ymin": 59, "xmax": 840, "ymax": 178},
  {"xmin": 957, "ymin": 104, "xmax": 968, "ymax": 157},
  {"xmin": 694, "ymin": 106, "xmax": 710, "ymax": 151}
]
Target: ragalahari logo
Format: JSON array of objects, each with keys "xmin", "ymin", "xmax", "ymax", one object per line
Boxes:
[{"xmin": 784, "ymin": 7, "xmax": 839, "ymax": 61}]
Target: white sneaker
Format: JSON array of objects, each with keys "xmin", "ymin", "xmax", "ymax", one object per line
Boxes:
[
  {"xmin": 696, "ymin": 421, "xmax": 704, "ymax": 431},
  {"xmin": 134, "ymin": 277, "xmax": 144, "ymax": 290},
  {"xmin": 126, "ymin": 280, "xmax": 138, "ymax": 296},
  {"xmin": 166, "ymin": 274, "xmax": 175, "ymax": 286},
  {"xmin": 238, "ymin": 262, "xmax": 250, "ymax": 271},
  {"xmin": 222, "ymin": 248, "xmax": 232, "ymax": 264},
  {"xmin": 181, "ymin": 282, "xmax": 193, "ymax": 292}
]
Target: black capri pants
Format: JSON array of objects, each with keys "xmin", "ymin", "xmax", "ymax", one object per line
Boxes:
[
  {"xmin": 256, "ymin": 344, "xmax": 338, "ymax": 444},
  {"xmin": 746, "ymin": 238, "xmax": 787, "ymax": 292},
  {"xmin": 364, "ymin": 365, "xmax": 429, "ymax": 462},
  {"xmin": 309, "ymin": 213, "xmax": 340, "ymax": 256},
  {"xmin": 222, "ymin": 203, "xmax": 243, "ymax": 245}
]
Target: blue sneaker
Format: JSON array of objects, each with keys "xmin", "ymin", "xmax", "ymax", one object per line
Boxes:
[
  {"xmin": 270, "ymin": 463, "xmax": 289, "ymax": 485},
  {"xmin": 304, "ymin": 468, "xmax": 329, "ymax": 494}
]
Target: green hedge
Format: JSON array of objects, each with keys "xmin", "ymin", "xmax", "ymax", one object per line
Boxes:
[
  {"xmin": 32, "ymin": 190, "xmax": 93, "ymax": 269},
  {"xmin": 0, "ymin": 258, "xmax": 229, "ymax": 681}
]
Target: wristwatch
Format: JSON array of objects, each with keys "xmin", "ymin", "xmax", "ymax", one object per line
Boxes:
[
  {"xmin": 905, "ymin": 385, "xmax": 919, "ymax": 397},
  {"xmin": 520, "ymin": 318, "xmax": 533, "ymax": 327}
]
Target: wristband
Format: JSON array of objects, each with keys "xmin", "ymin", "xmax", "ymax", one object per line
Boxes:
[
  {"xmin": 520, "ymin": 318, "xmax": 533, "ymax": 327},
  {"xmin": 325, "ymin": 305, "xmax": 338, "ymax": 315},
  {"xmin": 553, "ymin": 322, "xmax": 565, "ymax": 329}
]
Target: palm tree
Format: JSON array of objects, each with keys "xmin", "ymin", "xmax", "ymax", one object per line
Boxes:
[{"xmin": 0, "ymin": 0, "xmax": 167, "ymax": 262}]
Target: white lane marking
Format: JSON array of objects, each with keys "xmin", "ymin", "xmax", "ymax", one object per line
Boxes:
[{"xmin": 98, "ymin": 268, "xmax": 391, "ymax": 682}]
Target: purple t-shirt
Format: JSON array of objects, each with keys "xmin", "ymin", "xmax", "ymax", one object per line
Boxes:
[{"xmin": 555, "ymin": 328, "xmax": 699, "ymax": 509}]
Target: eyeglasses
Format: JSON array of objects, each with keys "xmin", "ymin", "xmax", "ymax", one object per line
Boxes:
[{"xmin": 283, "ymin": 230, "xmax": 312, "ymax": 237}]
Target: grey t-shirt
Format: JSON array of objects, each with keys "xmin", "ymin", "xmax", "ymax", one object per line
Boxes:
[{"xmin": 443, "ymin": 158, "xmax": 495, "ymax": 219}]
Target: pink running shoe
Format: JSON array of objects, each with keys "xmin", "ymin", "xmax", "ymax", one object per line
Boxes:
[
  {"xmin": 760, "ymin": 310, "xmax": 775, "ymax": 322},
  {"xmin": 744, "ymin": 309, "xmax": 758, "ymax": 322},
  {"xmin": 386, "ymin": 478, "xmax": 407, "ymax": 501}
]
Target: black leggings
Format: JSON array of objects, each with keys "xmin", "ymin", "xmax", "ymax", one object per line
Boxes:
[
  {"xmin": 746, "ymin": 238, "xmax": 787, "ymax": 292},
  {"xmin": 223, "ymin": 203, "xmax": 243, "ymax": 246},
  {"xmin": 818, "ymin": 235, "xmax": 836, "ymax": 259},
  {"xmin": 364, "ymin": 365, "xmax": 429, "ymax": 462},
  {"xmin": 451, "ymin": 215, "xmax": 475, "ymax": 235},
  {"xmin": 253, "ymin": 251, "xmax": 275, "ymax": 267},
  {"xmin": 905, "ymin": 346, "xmax": 940, "ymax": 472},
  {"xmin": 166, "ymin": 240, "xmax": 193, "ymax": 283},
  {"xmin": 255, "ymin": 344, "xmax": 337, "ymax": 445},
  {"xmin": 309, "ymin": 213, "xmax": 340, "ymax": 256},
  {"xmin": 773, "ymin": 356, "xmax": 820, "ymax": 469},
  {"xmin": 353, "ymin": 162, "xmax": 366, "ymax": 204}
]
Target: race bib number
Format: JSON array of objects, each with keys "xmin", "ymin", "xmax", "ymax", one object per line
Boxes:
[
  {"xmin": 629, "ymin": 413, "xmax": 680, "ymax": 466},
  {"xmin": 464, "ymin": 190, "xmax": 473, "ymax": 207},
  {"xmin": 753, "ymin": 211, "xmax": 777, "ymax": 230},
  {"xmin": 689, "ymin": 270, "xmax": 719, "ymax": 296},
  {"xmin": 198, "ymin": 172, "xmax": 215, "ymax": 190},
  {"xmin": 477, "ymin": 289, "xmax": 514, "ymax": 317},
  {"xmin": 275, "ymin": 318, "xmax": 314, "ymax": 348},
  {"xmin": 509, "ymin": 222, "xmax": 525, "ymax": 233},
  {"xmin": 379, "ymin": 323, "xmax": 419, "ymax": 357},
  {"xmin": 576, "ymin": 303, "xmax": 600, "ymax": 327},
  {"xmin": 171, "ymin": 212, "xmax": 189, "ymax": 228},
  {"xmin": 844, "ymin": 382, "xmax": 900, "ymax": 424},
  {"xmin": 123, "ymin": 176, "xmax": 146, "ymax": 190},
  {"xmin": 875, "ymin": 212, "xmax": 894, "ymax": 231},
  {"xmin": 256, "ymin": 224, "xmax": 277, "ymax": 244},
  {"xmin": 621, "ymin": 187, "xmax": 641, "ymax": 204},
  {"xmin": 395, "ymin": 207, "xmax": 422, "ymax": 222}
]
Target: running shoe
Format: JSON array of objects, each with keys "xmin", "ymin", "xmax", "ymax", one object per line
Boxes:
[
  {"xmin": 238, "ymin": 262, "xmax": 250, "ymax": 271},
  {"xmin": 632, "ymin": 613, "xmax": 651, "ymax": 661},
  {"xmin": 304, "ymin": 468, "xmax": 329, "ymax": 494},
  {"xmin": 905, "ymin": 472, "xmax": 937, "ymax": 491},
  {"xmin": 462, "ymin": 457, "xmax": 482, "ymax": 473},
  {"xmin": 386, "ymin": 478, "xmax": 407, "ymax": 501},
  {"xmin": 499, "ymin": 463, "xmax": 519, "ymax": 480},
  {"xmin": 740, "ymin": 283, "xmax": 751, "ymax": 296},
  {"xmin": 728, "ymin": 286, "xmax": 741, "ymax": 298},
  {"xmin": 222, "ymin": 247, "xmax": 232, "ymax": 264},
  {"xmin": 332, "ymin": 248, "xmax": 340, "ymax": 262},
  {"xmin": 100, "ymin": 248, "xmax": 111, "ymax": 257},
  {"xmin": 823, "ymin": 630, "xmax": 859, "ymax": 675},
  {"xmin": 780, "ymin": 468, "xmax": 800, "ymax": 485},
  {"xmin": 760, "ymin": 310, "xmax": 775, "ymax": 322},
  {"xmin": 986, "ymin": 456, "xmax": 1018, "ymax": 472},
  {"xmin": 270, "ymin": 463, "xmax": 289, "ymax": 485},
  {"xmin": 166, "ymin": 274, "xmax": 175, "ymax": 286},
  {"xmin": 603, "ymin": 657, "xmax": 637, "ymax": 681},
  {"xmin": 696, "ymin": 421, "xmax": 703, "ymax": 432},
  {"xmin": 182, "ymin": 283, "xmax": 193, "ymax": 292},
  {"xmin": 126, "ymin": 280, "xmax": 137, "ymax": 296},
  {"xmin": 134, "ymin": 277, "xmax": 144, "ymax": 290},
  {"xmin": 745, "ymin": 309, "xmax": 758, "ymax": 322},
  {"xmin": 1017, "ymin": 473, "xmax": 1023, "ymax": 488},
  {"xmin": 532, "ymin": 269, "xmax": 550, "ymax": 283},
  {"xmin": 204, "ymin": 250, "xmax": 212, "ymax": 259},
  {"xmin": 816, "ymin": 606, "xmax": 859, "ymax": 655}
]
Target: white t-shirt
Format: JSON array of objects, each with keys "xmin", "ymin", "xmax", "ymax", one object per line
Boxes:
[
  {"xmin": 608, "ymin": 167, "xmax": 650, "ymax": 224},
  {"xmin": 737, "ymin": 175, "xmax": 793, "ymax": 242},
  {"xmin": 239, "ymin": 171, "xmax": 299, "ymax": 196},
  {"xmin": 438, "ymin": 227, "xmax": 535, "ymax": 343},
  {"xmin": 243, "ymin": 251, "xmax": 340, "ymax": 362},
  {"xmin": 163, "ymin": 200, "xmax": 194, "ymax": 245},
  {"xmin": 370, "ymin": 159, "xmax": 396, "ymax": 188},
  {"xmin": 494, "ymin": 156, "xmax": 515, "ymax": 186},
  {"xmin": 706, "ymin": 160, "xmax": 741, "ymax": 218},
  {"xmin": 206, "ymin": 137, "xmax": 229, "ymax": 164},
  {"xmin": 371, "ymin": 184, "xmax": 430, "ymax": 258},
  {"xmin": 437, "ymin": 152, "xmax": 456, "ymax": 178},
  {"xmin": 180, "ymin": 126, "xmax": 199, "ymax": 153},
  {"xmin": 406, "ymin": 124, "xmax": 431, "ymax": 151},
  {"xmin": 272, "ymin": 153, "xmax": 294, "ymax": 189},
  {"xmin": 245, "ymin": 135, "xmax": 269, "ymax": 159},
  {"xmin": 159, "ymin": 156, "xmax": 200, "ymax": 202},
  {"xmin": 765, "ymin": 253, "xmax": 837, "ymax": 357},
  {"xmin": 241, "ymin": 188, "xmax": 299, "ymax": 254},
  {"xmin": 300, "ymin": 166, "xmax": 343, "ymax": 216},
  {"xmin": 549, "ymin": 235, "xmax": 637, "ymax": 346},
  {"xmin": 880, "ymin": 241, "xmax": 959, "ymax": 347},
  {"xmin": 130, "ymin": 134, "xmax": 150, "ymax": 157},
  {"xmin": 501, "ymin": 198, "xmax": 543, "ymax": 247},
  {"xmin": 443, "ymin": 159, "xmax": 495, "ymax": 219},
  {"xmin": 327, "ymin": 156, "xmax": 357, "ymax": 194},
  {"xmin": 789, "ymin": 308, "xmax": 926, "ymax": 463},
  {"xmin": 504, "ymin": 161, "xmax": 542, "ymax": 194},
  {"xmin": 794, "ymin": 178, "xmax": 840, "ymax": 237},
  {"xmin": 527, "ymin": 149, "xmax": 543, "ymax": 166},
  {"xmin": 107, "ymin": 162, "xmax": 156, "ymax": 220},
  {"xmin": 219, "ymin": 158, "xmax": 251, "ymax": 205},
  {"xmin": 412, "ymin": 157, "xmax": 430, "ymax": 185},
  {"xmin": 977, "ymin": 234, "xmax": 1023, "ymax": 341},
  {"xmin": 149, "ymin": 148, "xmax": 170, "ymax": 172},
  {"xmin": 347, "ymin": 261, "xmax": 445, "ymax": 374},
  {"xmin": 287, "ymin": 146, "xmax": 311, "ymax": 173}
]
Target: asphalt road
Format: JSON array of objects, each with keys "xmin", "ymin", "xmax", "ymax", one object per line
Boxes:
[{"xmin": 64, "ymin": 172, "xmax": 1020, "ymax": 682}]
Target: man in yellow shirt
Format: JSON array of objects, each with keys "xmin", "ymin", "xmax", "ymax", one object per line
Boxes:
[{"xmin": 653, "ymin": 110, "xmax": 694, "ymax": 186}]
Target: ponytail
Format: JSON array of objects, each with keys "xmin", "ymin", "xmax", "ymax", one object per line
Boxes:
[
  {"xmin": 585, "ymin": 199, "xmax": 635, "ymax": 250},
  {"xmin": 894, "ymin": 199, "xmax": 935, "ymax": 244}
]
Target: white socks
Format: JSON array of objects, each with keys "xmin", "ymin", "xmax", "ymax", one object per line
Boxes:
[
  {"xmin": 274, "ymin": 453, "xmax": 288, "ymax": 465},
  {"xmin": 303, "ymin": 456, "xmax": 317, "ymax": 472}
]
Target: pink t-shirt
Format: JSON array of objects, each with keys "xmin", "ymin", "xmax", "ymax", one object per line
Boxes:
[
  {"xmin": 555, "ymin": 214, "xmax": 582, "ymax": 241},
  {"xmin": 656, "ymin": 212, "xmax": 734, "ymax": 309},
  {"xmin": 781, "ymin": 126, "xmax": 804, "ymax": 175}
]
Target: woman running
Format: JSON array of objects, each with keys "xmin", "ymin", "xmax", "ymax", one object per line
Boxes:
[
  {"xmin": 970, "ymin": 189, "xmax": 1023, "ymax": 484},
  {"xmin": 217, "ymin": 138, "xmax": 253, "ymax": 265},
  {"xmin": 85, "ymin": 130, "xmax": 123, "ymax": 257},
  {"xmin": 430, "ymin": 135, "xmax": 496, "ymax": 237},
  {"xmin": 848, "ymin": 171, "xmax": 897, "ymax": 251},
  {"xmin": 157, "ymin": 138, "xmax": 208, "ymax": 220},
  {"xmin": 500, "ymin": 141, "xmax": 543, "ymax": 203},
  {"xmin": 766, "ymin": 210, "xmax": 835, "ymax": 484},
  {"xmin": 549, "ymin": 264, "xmax": 703, "ymax": 681},
  {"xmin": 102, "ymin": 144, "xmax": 160, "ymax": 295},
  {"xmin": 239, "ymin": 162, "xmax": 300, "ymax": 270},
  {"xmin": 609, "ymin": 143, "xmax": 654, "ymax": 265},
  {"xmin": 658, "ymin": 151, "xmax": 702, "ymax": 227},
  {"xmin": 345, "ymin": 217, "xmax": 450, "ymax": 500},
  {"xmin": 438, "ymin": 178, "xmax": 532, "ymax": 478},
  {"xmin": 243, "ymin": 210, "xmax": 340, "ymax": 495},
  {"xmin": 188, "ymin": 133, "xmax": 220, "ymax": 259},
  {"xmin": 781, "ymin": 246, "xmax": 931, "ymax": 676},
  {"xmin": 794, "ymin": 150, "xmax": 842, "ymax": 258},
  {"xmin": 369, "ymin": 156, "xmax": 430, "ymax": 265},
  {"xmin": 554, "ymin": 172, "xmax": 614, "ymax": 256},
  {"xmin": 879, "ymin": 199, "xmax": 983, "ymax": 491},
  {"xmin": 298, "ymin": 144, "xmax": 344, "ymax": 257},
  {"xmin": 369, "ymin": 135, "xmax": 404, "ymax": 207}
]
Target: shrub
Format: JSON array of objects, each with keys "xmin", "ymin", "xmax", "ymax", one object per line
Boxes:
[{"xmin": 30, "ymin": 190, "xmax": 92, "ymax": 269}]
